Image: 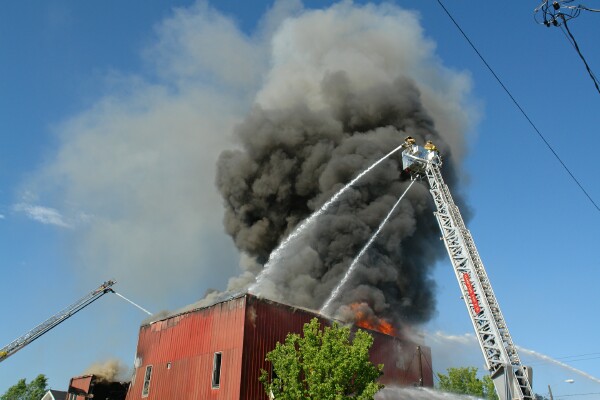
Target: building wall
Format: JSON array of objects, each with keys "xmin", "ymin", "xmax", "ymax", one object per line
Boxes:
[
  {"xmin": 126, "ymin": 293, "xmax": 433, "ymax": 400},
  {"xmin": 67, "ymin": 375, "xmax": 127, "ymax": 400},
  {"xmin": 240, "ymin": 295, "xmax": 323, "ymax": 399},
  {"xmin": 369, "ymin": 331, "xmax": 434, "ymax": 387},
  {"xmin": 68, "ymin": 376, "xmax": 93, "ymax": 400},
  {"xmin": 125, "ymin": 296, "xmax": 246, "ymax": 400},
  {"xmin": 240, "ymin": 294, "xmax": 433, "ymax": 399}
]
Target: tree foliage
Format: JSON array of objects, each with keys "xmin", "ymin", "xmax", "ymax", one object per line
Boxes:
[
  {"xmin": 260, "ymin": 318, "xmax": 384, "ymax": 400},
  {"xmin": 437, "ymin": 367, "xmax": 498, "ymax": 400},
  {"xmin": 1, "ymin": 374, "xmax": 48, "ymax": 400}
]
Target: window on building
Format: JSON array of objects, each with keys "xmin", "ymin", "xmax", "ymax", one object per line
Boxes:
[
  {"xmin": 68, "ymin": 394, "xmax": 77, "ymax": 400},
  {"xmin": 212, "ymin": 352, "xmax": 222, "ymax": 388},
  {"xmin": 142, "ymin": 365, "xmax": 153, "ymax": 397}
]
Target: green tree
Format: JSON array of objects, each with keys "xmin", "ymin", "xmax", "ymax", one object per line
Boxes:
[
  {"xmin": 437, "ymin": 367, "xmax": 498, "ymax": 399},
  {"xmin": 1, "ymin": 374, "xmax": 48, "ymax": 400},
  {"xmin": 260, "ymin": 318, "xmax": 384, "ymax": 400}
]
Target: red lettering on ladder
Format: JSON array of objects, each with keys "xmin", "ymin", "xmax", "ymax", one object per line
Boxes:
[{"xmin": 463, "ymin": 273, "xmax": 481, "ymax": 314}]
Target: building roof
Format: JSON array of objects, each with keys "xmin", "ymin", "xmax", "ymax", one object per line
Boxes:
[
  {"xmin": 141, "ymin": 291, "xmax": 402, "ymax": 341},
  {"xmin": 143, "ymin": 291, "xmax": 342, "ymax": 328},
  {"xmin": 41, "ymin": 390, "xmax": 67, "ymax": 400}
]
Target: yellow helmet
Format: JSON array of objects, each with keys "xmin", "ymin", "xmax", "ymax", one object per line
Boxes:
[{"xmin": 424, "ymin": 140, "xmax": 437, "ymax": 151}]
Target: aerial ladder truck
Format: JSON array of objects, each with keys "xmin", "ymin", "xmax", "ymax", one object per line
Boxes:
[
  {"xmin": 0, "ymin": 280, "xmax": 116, "ymax": 363},
  {"xmin": 401, "ymin": 137, "xmax": 534, "ymax": 400}
]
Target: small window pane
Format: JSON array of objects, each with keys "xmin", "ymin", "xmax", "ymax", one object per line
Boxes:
[
  {"xmin": 212, "ymin": 352, "xmax": 222, "ymax": 388},
  {"xmin": 142, "ymin": 365, "xmax": 153, "ymax": 397}
]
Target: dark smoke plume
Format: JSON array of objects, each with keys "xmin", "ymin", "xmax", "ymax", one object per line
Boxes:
[
  {"xmin": 214, "ymin": 2, "xmax": 474, "ymax": 327},
  {"xmin": 217, "ymin": 76, "xmax": 464, "ymax": 325}
]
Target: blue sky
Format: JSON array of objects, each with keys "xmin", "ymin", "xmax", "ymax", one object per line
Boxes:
[{"xmin": 1, "ymin": 1, "xmax": 599, "ymax": 398}]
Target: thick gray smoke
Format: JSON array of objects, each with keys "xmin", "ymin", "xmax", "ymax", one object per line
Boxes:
[
  {"xmin": 215, "ymin": 3, "xmax": 474, "ymax": 327},
  {"xmin": 83, "ymin": 359, "xmax": 129, "ymax": 382}
]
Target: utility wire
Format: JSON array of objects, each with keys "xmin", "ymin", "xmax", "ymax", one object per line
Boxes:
[
  {"xmin": 420, "ymin": 350, "xmax": 440, "ymax": 385},
  {"xmin": 435, "ymin": 0, "xmax": 600, "ymax": 213},
  {"xmin": 561, "ymin": 16, "xmax": 600, "ymax": 94}
]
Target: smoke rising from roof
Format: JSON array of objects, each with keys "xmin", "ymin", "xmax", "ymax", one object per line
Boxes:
[
  {"xmin": 25, "ymin": 1, "xmax": 474, "ymax": 326},
  {"xmin": 83, "ymin": 359, "xmax": 129, "ymax": 382},
  {"xmin": 216, "ymin": 2, "xmax": 475, "ymax": 326}
]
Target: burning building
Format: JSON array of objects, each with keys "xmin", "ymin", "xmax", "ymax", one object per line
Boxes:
[
  {"xmin": 125, "ymin": 293, "xmax": 432, "ymax": 400},
  {"xmin": 67, "ymin": 374, "xmax": 128, "ymax": 400}
]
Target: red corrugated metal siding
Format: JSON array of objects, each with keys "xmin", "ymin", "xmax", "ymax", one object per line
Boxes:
[
  {"xmin": 240, "ymin": 294, "xmax": 433, "ymax": 399},
  {"xmin": 124, "ymin": 293, "xmax": 432, "ymax": 400},
  {"xmin": 125, "ymin": 296, "xmax": 246, "ymax": 400},
  {"xmin": 368, "ymin": 331, "xmax": 433, "ymax": 387},
  {"xmin": 240, "ymin": 295, "xmax": 321, "ymax": 399}
]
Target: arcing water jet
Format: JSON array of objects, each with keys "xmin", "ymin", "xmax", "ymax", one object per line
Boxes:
[
  {"xmin": 249, "ymin": 143, "xmax": 405, "ymax": 294},
  {"xmin": 320, "ymin": 179, "xmax": 416, "ymax": 315}
]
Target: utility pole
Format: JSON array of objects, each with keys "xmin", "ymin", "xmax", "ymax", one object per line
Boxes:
[
  {"xmin": 417, "ymin": 345, "xmax": 424, "ymax": 387},
  {"xmin": 548, "ymin": 384, "xmax": 554, "ymax": 400}
]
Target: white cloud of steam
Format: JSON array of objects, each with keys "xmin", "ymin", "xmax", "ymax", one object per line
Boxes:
[
  {"xmin": 13, "ymin": 203, "xmax": 71, "ymax": 228},
  {"xmin": 25, "ymin": 0, "xmax": 476, "ymax": 306},
  {"xmin": 25, "ymin": 1, "xmax": 290, "ymax": 300}
]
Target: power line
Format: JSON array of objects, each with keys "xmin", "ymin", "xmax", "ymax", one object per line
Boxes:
[
  {"xmin": 555, "ymin": 352, "xmax": 600, "ymax": 360},
  {"xmin": 555, "ymin": 393, "xmax": 600, "ymax": 398},
  {"xmin": 525, "ymin": 351, "xmax": 600, "ymax": 366},
  {"xmin": 561, "ymin": 16, "xmax": 600, "ymax": 94},
  {"xmin": 435, "ymin": 0, "xmax": 600, "ymax": 213},
  {"xmin": 533, "ymin": 1, "xmax": 600, "ymax": 93}
]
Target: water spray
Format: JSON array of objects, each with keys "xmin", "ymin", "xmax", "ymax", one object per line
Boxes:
[
  {"xmin": 249, "ymin": 143, "xmax": 405, "ymax": 293},
  {"xmin": 320, "ymin": 179, "xmax": 416, "ymax": 315},
  {"xmin": 427, "ymin": 331, "xmax": 600, "ymax": 385},
  {"xmin": 517, "ymin": 346, "xmax": 600, "ymax": 385},
  {"xmin": 112, "ymin": 291, "xmax": 153, "ymax": 316}
]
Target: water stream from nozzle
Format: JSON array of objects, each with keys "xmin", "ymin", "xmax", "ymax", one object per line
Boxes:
[
  {"xmin": 427, "ymin": 331, "xmax": 600, "ymax": 386},
  {"xmin": 320, "ymin": 179, "xmax": 416, "ymax": 315},
  {"xmin": 249, "ymin": 144, "xmax": 405, "ymax": 294},
  {"xmin": 113, "ymin": 291, "xmax": 153, "ymax": 316}
]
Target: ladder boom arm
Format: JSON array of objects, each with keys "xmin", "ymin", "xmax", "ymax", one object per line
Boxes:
[
  {"xmin": 400, "ymin": 138, "xmax": 533, "ymax": 400},
  {"xmin": 0, "ymin": 280, "xmax": 116, "ymax": 362}
]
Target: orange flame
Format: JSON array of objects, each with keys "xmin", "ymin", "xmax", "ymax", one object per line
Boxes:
[{"xmin": 349, "ymin": 303, "xmax": 397, "ymax": 336}]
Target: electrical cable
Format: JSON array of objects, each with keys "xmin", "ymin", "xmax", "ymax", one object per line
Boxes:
[
  {"xmin": 534, "ymin": 1, "xmax": 600, "ymax": 94},
  {"xmin": 555, "ymin": 351, "xmax": 600, "ymax": 359},
  {"xmin": 561, "ymin": 16, "xmax": 600, "ymax": 94},
  {"xmin": 420, "ymin": 350, "xmax": 441, "ymax": 385},
  {"xmin": 435, "ymin": 0, "xmax": 600, "ymax": 213},
  {"xmin": 525, "ymin": 352, "xmax": 600, "ymax": 366}
]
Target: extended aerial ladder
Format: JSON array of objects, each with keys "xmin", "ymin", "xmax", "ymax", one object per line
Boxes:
[
  {"xmin": 401, "ymin": 137, "xmax": 534, "ymax": 400},
  {"xmin": 0, "ymin": 280, "xmax": 116, "ymax": 363}
]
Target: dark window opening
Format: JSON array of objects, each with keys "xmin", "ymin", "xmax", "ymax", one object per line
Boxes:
[
  {"xmin": 212, "ymin": 352, "xmax": 222, "ymax": 388},
  {"xmin": 271, "ymin": 364, "xmax": 278, "ymax": 381},
  {"xmin": 142, "ymin": 365, "xmax": 153, "ymax": 397}
]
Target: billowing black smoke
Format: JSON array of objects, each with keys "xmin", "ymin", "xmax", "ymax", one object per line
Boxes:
[{"xmin": 216, "ymin": 71, "xmax": 465, "ymax": 326}]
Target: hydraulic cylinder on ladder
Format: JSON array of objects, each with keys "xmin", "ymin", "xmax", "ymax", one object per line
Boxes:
[
  {"xmin": 0, "ymin": 280, "xmax": 116, "ymax": 363},
  {"xmin": 401, "ymin": 137, "xmax": 533, "ymax": 400}
]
